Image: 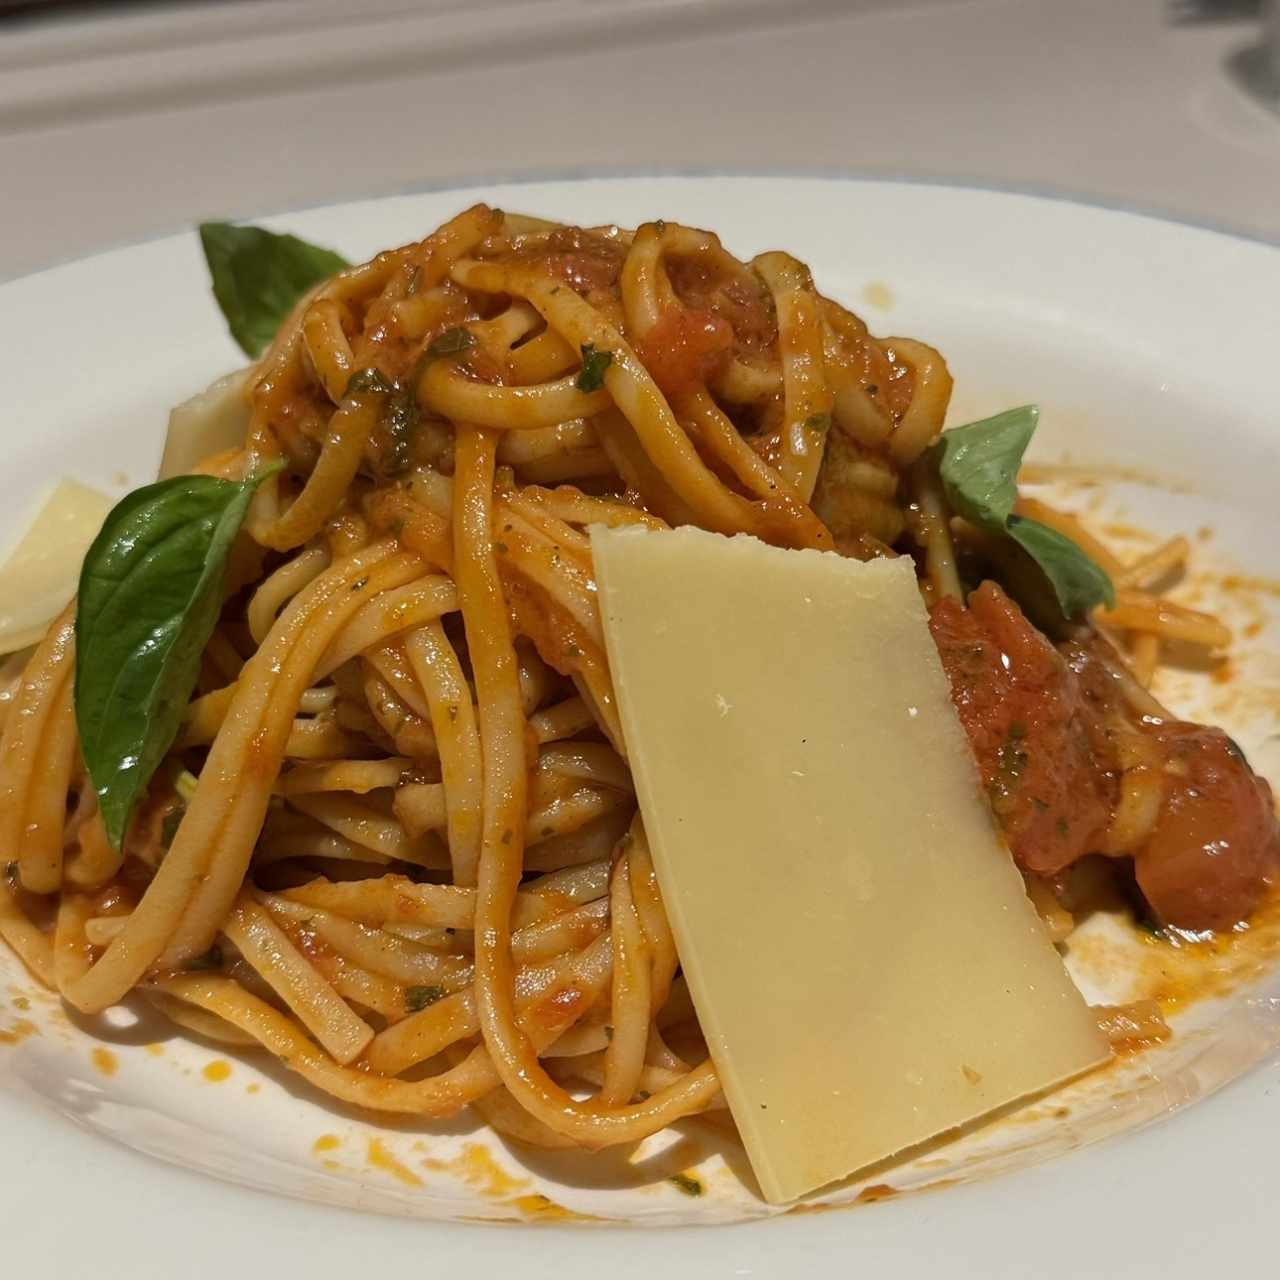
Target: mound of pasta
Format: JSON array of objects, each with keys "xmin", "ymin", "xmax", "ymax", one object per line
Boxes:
[{"xmin": 0, "ymin": 205, "xmax": 1275, "ymax": 1154}]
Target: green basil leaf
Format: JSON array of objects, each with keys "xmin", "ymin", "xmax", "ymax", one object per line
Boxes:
[
  {"xmin": 1007, "ymin": 515, "xmax": 1117, "ymax": 618},
  {"xmin": 575, "ymin": 343, "xmax": 613, "ymax": 392},
  {"xmin": 199, "ymin": 222, "xmax": 349, "ymax": 358},
  {"xmin": 933, "ymin": 405, "xmax": 1038, "ymax": 529},
  {"xmin": 75, "ymin": 467, "xmax": 278, "ymax": 848},
  {"xmin": 935, "ymin": 405, "xmax": 1114, "ymax": 618}
]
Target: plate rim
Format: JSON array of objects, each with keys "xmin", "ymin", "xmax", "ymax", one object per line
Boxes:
[{"xmin": 3, "ymin": 166, "xmax": 1276, "ymax": 290}]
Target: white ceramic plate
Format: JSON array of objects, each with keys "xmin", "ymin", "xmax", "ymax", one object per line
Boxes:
[{"xmin": 1, "ymin": 177, "xmax": 1278, "ymax": 1277}]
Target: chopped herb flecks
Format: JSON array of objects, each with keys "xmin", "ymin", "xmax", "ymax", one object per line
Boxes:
[
  {"xmin": 989, "ymin": 721, "xmax": 1029, "ymax": 817},
  {"xmin": 575, "ymin": 344, "xmax": 613, "ymax": 393},
  {"xmin": 426, "ymin": 327, "xmax": 475, "ymax": 359},
  {"xmin": 406, "ymin": 984, "xmax": 446, "ymax": 1012},
  {"xmin": 345, "ymin": 367, "xmax": 394, "ymax": 398}
]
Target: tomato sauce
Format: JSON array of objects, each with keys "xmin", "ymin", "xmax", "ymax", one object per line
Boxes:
[
  {"xmin": 666, "ymin": 256, "xmax": 776, "ymax": 360},
  {"xmin": 1132, "ymin": 722, "xmax": 1279, "ymax": 931},
  {"xmin": 510, "ymin": 228, "xmax": 625, "ymax": 301},
  {"xmin": 930, "ymin": 582, "xmax": 1280, "ymax": 931},
  {"xmin": 635, "ymin": 306, "xmax": 734, "ymax": 399}
]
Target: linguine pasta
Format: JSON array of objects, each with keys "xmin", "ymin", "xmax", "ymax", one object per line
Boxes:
[{"xmin": 0, "ymin": 205, "xmax": 1274, "ymax": 1157}]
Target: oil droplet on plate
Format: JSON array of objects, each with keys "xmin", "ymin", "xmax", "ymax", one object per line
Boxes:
[
  {"xmin": 91, "ymin": 1047, "xmax": 118, "ymax": 1077},
  {"xmin": 0, "ymin": 1018, "xmax": 37, "ymax": 1047},
  {"xmin": 454, "ymin": 1143, "xmax": 529, "ymax": 1197},
  {"xmin": 202, "ymin": 1059, "xmax": 232, "ymax": 1083},
  {"xmin": 367, "ymin": 1137, "xmax": 423, "ymax": 1187},
  {"xmin": 862, "ymin": 281, "xmax": 895, "ymax": 310},
  {"xmin": 510, "ymin": 1193, "xmax": 595, "ymax": 1222}
]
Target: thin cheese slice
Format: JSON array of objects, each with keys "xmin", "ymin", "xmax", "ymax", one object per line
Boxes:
[
  {"xmin": 592, "ymin": 526, "xmax": 1109, "ymax": 1205},
  {"xmin": 158, "ymin": 367, "xmax": 251, "ymax": 480},
  {"xmin": 0, "ymin": 479, "xmax": 114, "ymax": 654}
]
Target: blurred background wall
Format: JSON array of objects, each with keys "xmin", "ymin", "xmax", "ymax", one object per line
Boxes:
[{"xmin": 1, "ymin": 0, "xmax": 1277, "ymax": 277}]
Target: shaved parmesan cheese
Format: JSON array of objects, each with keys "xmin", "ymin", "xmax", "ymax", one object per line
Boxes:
[
  {"xmin": 0, "ymin": 479, "xmax": 114, "ymax": 654},
  {"xmin": 593, "ymin": 526, "xmax": 1109, "ymax": 1204},
  {"xmin": 0, "ymin": 365, "xmax": 251, "ymax": 660},
  {"xmin": 158, "ymin": 367, "xmax": 251, "ymax": 480}
]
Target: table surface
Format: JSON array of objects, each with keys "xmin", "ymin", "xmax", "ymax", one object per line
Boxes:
[{"xmin": 1, "ymin": 0, "xmax": 1277, "ymax": 280}]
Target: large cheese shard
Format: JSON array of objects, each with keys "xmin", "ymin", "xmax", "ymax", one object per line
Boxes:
[
  {"xmin": 0, "ymin": 479, "xmax": 114, "ymax": 654},
  {"xmin": 592, "ymin": 527, "xmax": 1109, "ymax": 1205},
  {"xmin": 158, "ymin": 367, "xmax": 251, "ymax": 480}
]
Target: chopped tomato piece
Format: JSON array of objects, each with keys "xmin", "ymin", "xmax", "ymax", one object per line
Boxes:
[
  {"xmin": 930, "ymin": 581, "xmax": 1280, "ymax": 930},
  {"xmin": 930, "ymin": 582, "xmax": 1112, "ymax": 874},
  {"xmin": 1134, "ymin": 724, "xmax": 1279, "ymax": 931}
]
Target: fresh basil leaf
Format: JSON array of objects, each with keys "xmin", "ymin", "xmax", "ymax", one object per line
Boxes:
[
  {"xmin": 935, "ymin": 405, "xmax": 1114, "ymax": 618},
  {"xmin": 575, "ymin": 343, "xmax": 613, "ymax": 392},
  {"xmin": 1007, "ymin": 515, "xmax": 1117, "ymax": 618},
  {"xmin": 75, "ymin": 467, "xmax": 279, "ymax": 848},
  {"xmin": 933, "ymin": 405, "xmax": 1038, "ymax": 529},
  {"xmin": 199, "ymin": 222, "xmax": 349, "ymax": 359}
]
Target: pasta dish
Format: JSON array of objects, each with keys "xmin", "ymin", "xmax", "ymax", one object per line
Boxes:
[{"xmin": 0, "ymin": 205, "xmax": 1275, "ymax": 1175}]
